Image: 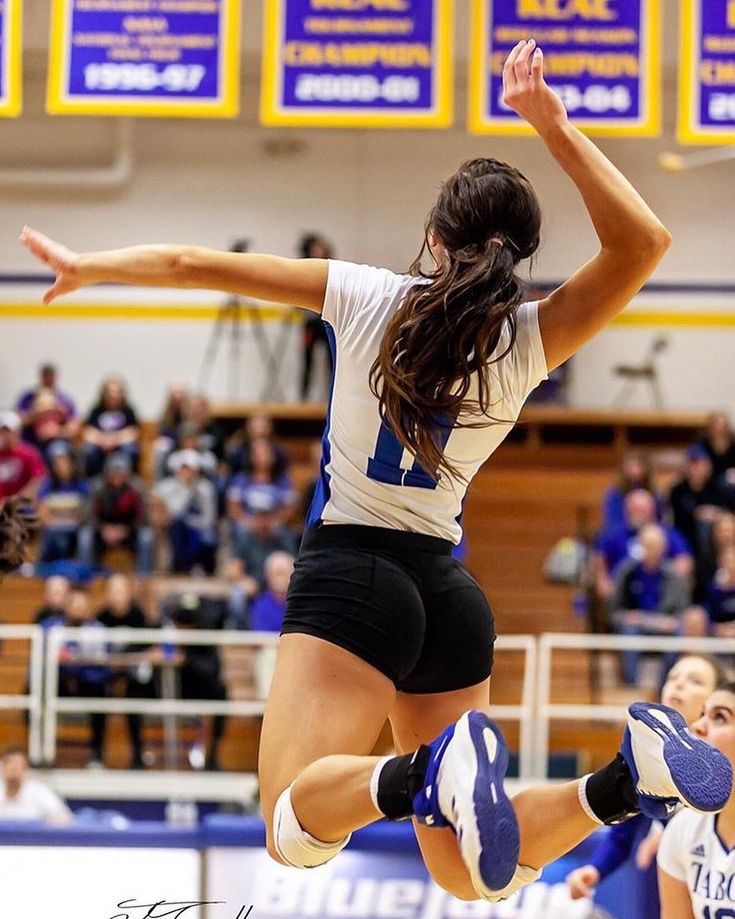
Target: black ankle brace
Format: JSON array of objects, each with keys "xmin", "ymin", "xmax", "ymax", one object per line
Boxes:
[
  {"xmin": 585, "ymin": 753, "xmax": 641, "ymax": 825},
  {"xmin": 376, "ymin": 746, "xmax": 431, "ymax": 821}
]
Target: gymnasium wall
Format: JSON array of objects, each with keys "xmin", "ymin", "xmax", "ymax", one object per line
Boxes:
[{"xmin": 0, "ymin": 4, "xmax": 732, "ymax": 416}]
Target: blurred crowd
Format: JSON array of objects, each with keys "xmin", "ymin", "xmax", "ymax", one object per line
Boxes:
[{"xmin": 590, "ymin": 412, "xmax": 735, "ymax": 683}]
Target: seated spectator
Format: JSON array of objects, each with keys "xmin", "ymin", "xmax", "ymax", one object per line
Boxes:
[
  {"xmin": 36, "ymin": 444, "xmax": 89, "ymax": 567},
  {"xmin": 168, "ymin": 427, "xmax": 218, "ymax": 480},
  {"xmin": 601, "ymin": 449, "xmax": 662, "ymax": 534},
  {"xmin": 698, "ymin": 512, "xmax": 735, "ymax": 599},
  {"xmin": 58, "ymin": 588, "xmax": 109, "ymax": 767},
  {"xmin": 0, "ymin": 411, "xmax": 45, "ymax": 502},
  {"xmin": 153, "ymin": 380, "xmax": 189, "ymax": 479},
  {"xmin": 698, "ymin": 410, "xmax": 735, "ymax": 484},
  {"xmin": 78, "ymin": 453, "xmax": 154, "ymax": 574},
  {"xmin": 96, "ymin": 574, "xmax": 157, "ymax": 769},
  {"xmin": 229, "ymin": 492, "xmax": 298, "ymax": 587},
  {"xmin": 227, "ymin": 438, "xmax": 296, "ymax": 535},
  {"xmin": 610, "ymin": 524, "xmax": 706, "ymax": 684},
  {"xmin": 33, "ymin": 575, "xmax": 71, "ymax": 626},
  {"xmin": 0, "ymin": 746, "xmax": 72, "ymax": 823},
  {"xmin": 169, "ymin": 593, "xmax": 228, "ymax": 770},
  {"xmin": 706, "ymin": 544, "xmax": 735, "ymax": 637},
  {"xmin": 183, "ymin": 393, "xmax": 225, "ymax": 463},
  {"xmin": 250, "ymin": 552, "xmax": 294, "ymax": 700},
  {"xmin": 593, "ymin": 488, "xmax": 693, "ymax": 601},
  {"xmin": 222, "ymin": 558, "xmax": 259, "ymax": 630},
  {"xmin": 151, "ymin": 450, "xmax": 217, "ymax": 575},
  {"xmin": 82, "ymin": 376, "xmax": 140, "ymax": 478},
  {"xmin": 15, "ymin": 363, "xmax": 78, "ymax": 456},
  {"xmin": 226, "ymin": 414, "xmax": 288, "ymax": 477}
]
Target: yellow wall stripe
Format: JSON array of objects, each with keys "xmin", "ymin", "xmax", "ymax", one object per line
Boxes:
[{"xmin": 0, "ymin": 303, "xmax": 734, "ymax": 328}]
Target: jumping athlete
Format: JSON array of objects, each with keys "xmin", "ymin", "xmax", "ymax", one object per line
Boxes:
[{"xmin": 21, "ymin": 42, "xmax": 733, "ymax": 902}]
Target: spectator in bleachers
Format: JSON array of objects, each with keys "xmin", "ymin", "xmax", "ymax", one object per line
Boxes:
[
  {"xmin": 670, "ymin": 445, "xmax": 730, "ymax": 554},
  {"xmin": 153, "ymin": 380, "xmax": 189, "ymax": 479},
  {"xmin": 298, "ymin": 233, "xmax": 334, "ymax": 401},
  {"xmin": 78, "ymin": 453, "xmax": 154, "ymax": 574},
  {"xmin": 168, "ymin": 425, "xmax": 218, "ymax": 480},
  {"xmin": 229, "ymin": 491, "xmax": 298, "ymax": 588},
  {"xmin": 226, "ymin": 414, "xmax": 288, "ymax": 478},
  {"xmin": 169, "ymin": 593, "xmax": 228, "ymax": 770},
  {"xmin": 593, "ymin": 488, "xmax": 693, "ymax": 601},
  {"xmin": 610, "ymin": 523, "xmax": 705, "ymax": 684},
  {"xmin": 15, "ymin": 363, "xmax": 78, "ymax": 456},
  {"xmin": 222, "ymin": 558, "xmax": 259, "ymax": 630},
  {"xmin": 706, "ymin": 545, "xmax": 735, "ymax": 637},
  {"xmin": 0, "ymin": 747, "xmax": 72, "ymax": 824},
  {"xmin": 151, "ymin": 450, "xmax": 217, "ymax": 574},
  {"xmin": 0, "ymin": 411, "xmax": 45, "ymax": 502},
  {"xmin": 96, "ymin": 574, "xmax": 156, "ymax": 769},
  {"xmin": 698, "ymin": 411, "xmax": 735, "ymax": 484},
  {"xmin": 33, "ymin": 575, "xmax": 71, "ymax": 626},
  {"xmin": 699, "ymin": 512, "xmax": 735, "ymax": 606},
  {"xmin": 58, "ymin": 588, "xmax": 109, "ymax": 767},
  {"xmin": 82, "ymin": 376, "xmax": 141, "ymax": 478},
  {"xmin": 183, "ymin": 393, "xmax": 225, "ymax": 465},
  {"xmin": 36, "ymin": 443, "xmax": 89, "ymax": 567},
  {"xmin": 227, "ymin": 437, "xmax": 296, "ymax": 533},
  {"xmin": 601, "ymin": 448, "xmax": 660, "ymax": 533},
  {"xmin": 250, "ymin": 552, "xmax": 294, "ymax": 700}
]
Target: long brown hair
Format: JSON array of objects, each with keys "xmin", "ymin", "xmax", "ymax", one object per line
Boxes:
[
  {"xmin": 0, "ymin": 499, "xmax": 37, "ymax": 575},
  {"xmin": 370, "ymin": 157, "xmax": 541, "ymax": 480}
]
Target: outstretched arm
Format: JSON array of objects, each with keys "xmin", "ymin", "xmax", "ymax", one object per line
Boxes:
[
  {"xmin": 19, "ymin": 227, "xmax": 329, "ymax": 312},
  {"xmin": 503, "ymin": 41, "xmax": 672, "ymax": 372}
]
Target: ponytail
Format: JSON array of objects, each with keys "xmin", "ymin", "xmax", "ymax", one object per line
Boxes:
[{"xmin": 0, "ymin": 498, "xmax": 37, "ymax": 575}]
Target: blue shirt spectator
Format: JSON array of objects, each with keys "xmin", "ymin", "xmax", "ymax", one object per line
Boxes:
[{"xmin": 249, "ymin": 551, "xmax": 294, "ymax": 632}]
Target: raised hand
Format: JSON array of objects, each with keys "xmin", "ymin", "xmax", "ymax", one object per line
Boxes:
[
  {"xmin": 20, "ymin": 226, "xmax": 82, "ymax": 303},
  {"xmin": 565, "ymin": 864, "xmax": 600, "ymax": 900},
  {"xmin": 502, "ymin": 40, "xmax": 568, "ymax": 136}
]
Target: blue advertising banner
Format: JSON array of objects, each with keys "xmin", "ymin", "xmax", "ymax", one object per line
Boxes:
[
  {"xmin": 46, "ymin": 0, "xmax": 240, "ymax": 118},
  {"xmin": 469, "ymin": 0, "xmax": 661, "ymax": 136},
  {"xmin": 0, "ymin": 0, "xmax": 22, "ymax": 117},
  {"xmin": 260, "ymin": 0, "xmax": 453, "ymax": 129},
  {"xmin": 679, "ymin": 0, "xmax": 735, "ymax": 144}
]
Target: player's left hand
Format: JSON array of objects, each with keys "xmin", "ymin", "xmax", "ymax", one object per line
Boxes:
[
  {"xmin": 20, "ymin": 226, "xmax": 82, "ymax": 303},
  {"xmin": 502, "ymin": 40, "xmax": 569, "ymax": 137}
]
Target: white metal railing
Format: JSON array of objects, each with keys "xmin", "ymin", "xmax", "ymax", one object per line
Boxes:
[
  {"xmin": 535, "ymin": 633, "xmax": 735, "ymax": 778},
  {"xmin": 42, "ymin": 627, "xmax": 280, "ymax": 765},
  {"xmin": 0, "ymin": 625, "xmax": 44, "ymax": 764},
  {"xmin": 492, "ymin": 635, "xmax": 537, "ymax": 780}
]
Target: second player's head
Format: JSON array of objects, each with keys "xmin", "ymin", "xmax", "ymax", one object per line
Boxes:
[{"xmin": 661, "ymin": 654, "xmax": 729, "ymax": 726}]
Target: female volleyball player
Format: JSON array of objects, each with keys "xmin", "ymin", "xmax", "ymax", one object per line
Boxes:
[
  {"xmin": 567, "ymin": 654, "xmax": 729, "ymax": 903},
  {"xmin": 659, "ymin": 681, "xmax": 735, "ymax": 918},
  {"xmin": 21, "ymin": 41, "xmax": 732, "ymax": 903}
]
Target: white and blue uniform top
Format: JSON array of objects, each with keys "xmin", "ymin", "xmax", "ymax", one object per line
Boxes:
[
  {"xmin": 308, "ymin": 259, "xmax": 549, "ymax": 544},
  {"xmin": 658, "ymin": 809, "xmax": 735, "ymax": 918}
]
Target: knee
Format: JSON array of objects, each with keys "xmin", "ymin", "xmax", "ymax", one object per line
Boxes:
[
  {"xmin": 266, "ymin": 784, "xmax": 351, "ymax": 870},
  {"xmin": 429, "ymin": 872, "xmax": 478, "ymax": 901}
]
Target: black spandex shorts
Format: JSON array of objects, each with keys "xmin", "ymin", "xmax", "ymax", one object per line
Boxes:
[{"xmin": 282, "ymin": 524, "xmax": 496, "ymax": 694}]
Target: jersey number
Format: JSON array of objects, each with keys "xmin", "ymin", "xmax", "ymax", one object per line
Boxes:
[
  {"xmin": 703, "ymin": 909, "xmax": 735, "ymax": 918},
  {"xmin": 366, "ymin": 416, "xmax": 455, "ymax": 491}
]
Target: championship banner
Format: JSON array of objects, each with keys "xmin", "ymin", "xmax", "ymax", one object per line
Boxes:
[
  {"xmin": 679, "ymin": 0, "xmax": 735, "ymax": 144},
  {"xmin": 46, "ymin": 0, "xmax": 240, "ymax": 118},
  {"xmin": 0, "ymin": 0, "xmax": 22, "ymax": 117},
  {"xmin": 260, "ymin": 0, "xmax": 453, "ymax": 129},
  {"xmin": 469, "ymin": 0, "xmax": 661, "ymax": 136}
]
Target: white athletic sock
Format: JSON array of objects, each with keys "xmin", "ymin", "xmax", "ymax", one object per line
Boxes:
[
  {"xmin": 369, "ymin": 756, "xmax": 394, "ymax": 812},
  {"xmin": 577, "ymin": 774, "xmax": 604, "ymax": 825}
]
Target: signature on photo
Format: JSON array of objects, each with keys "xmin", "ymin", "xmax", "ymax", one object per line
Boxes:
[{"xmin": 109, "ymin": 900, "xmax": 253, "ymax": 919}]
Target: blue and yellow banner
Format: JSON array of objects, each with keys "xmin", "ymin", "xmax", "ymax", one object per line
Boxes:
[
  {"xmin": 469, "ymin": 0, "xmax": 661, "ymax": 136},
  {"xmin": 46, "ymin": 0, "xmax": 240, "ymax": 118},
  {"xmin": 260, "ymin": 0, "xmax": 453, "ymax": 129},
  {"xmin": 0, "ymin": 0, "xmax": 22, "ymax": 117},
  {"xmin": 679, "ymin": 0, "xmax": 735, "ymax": 144}
]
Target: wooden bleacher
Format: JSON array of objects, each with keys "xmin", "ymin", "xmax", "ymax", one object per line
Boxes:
[{"xmin": 3, "ymin": 404, "xmax": 698, "ymax": 772}]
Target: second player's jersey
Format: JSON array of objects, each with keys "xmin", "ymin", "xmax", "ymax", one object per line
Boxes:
[
  {"xmin": 308, "ymin": 259, "xmax": 548, "ymax": 544},
  {"xmin": 658, "ymin": 809, "xmax": 735, "ymax": 918}
]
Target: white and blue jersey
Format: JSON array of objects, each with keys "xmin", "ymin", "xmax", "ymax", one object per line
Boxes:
[
  {"xmin": 308, "ymin": 259, "xmax": 548, "ymax": 544},
  {"xmin": 659, "ymin": 810, "xmax": 735, "ymax": 919}
]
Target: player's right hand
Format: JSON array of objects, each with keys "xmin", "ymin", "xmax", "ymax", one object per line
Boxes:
[
  {"xmin": 566, "ymin": 864, "xmax": 601, "ymax": 900},
  {"xmin": 20, "ymin": 226, "xmax": 82, "ymax": 303}
]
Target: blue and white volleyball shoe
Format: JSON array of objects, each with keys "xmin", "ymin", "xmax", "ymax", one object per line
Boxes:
[
  {"xmin": 413, "ymin": 710, "xmax": 519, "ymax": 896},
  {"xmin": 622, "ymin": 702, "xmax": 733, "ymax": 819}
]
